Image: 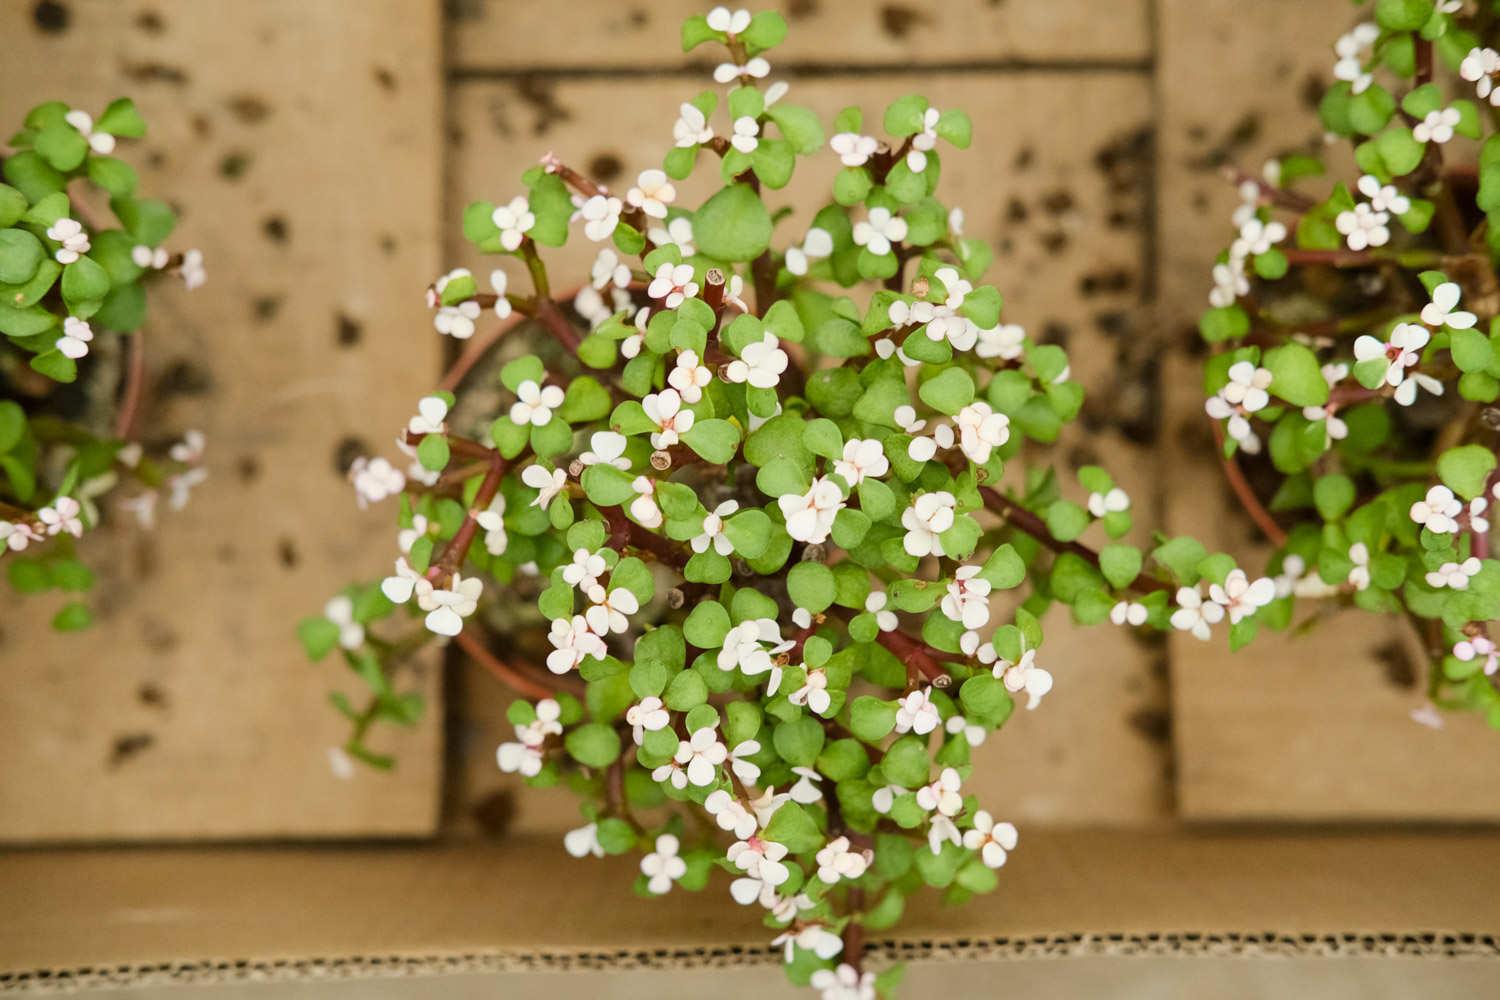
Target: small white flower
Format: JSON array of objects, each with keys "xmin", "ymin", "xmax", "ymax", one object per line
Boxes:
[
  {"xmin": 630, "ymin": 476, "xmax": 663, "ymax": 528},
  {"xmin": 64, "ymin": 108, "xmax": 116, "ymax": 154},
  {"xmin": 770, "ymin": 924, "xmax": 842, "ymax": 964},
  {"xmin": 1223, "ymin": 361, "xmax": 1274, "ymax": 412},
  {"xmin": 727, "ymin": 739, "xmax": 762, "ymax": 786},
  {"xmin": 810, "ymin": 964, "xmax": 876, "ymax": 1000},
  {"xmin": 1354, "ymin": 322, "xmax": 1430, "ymax": 392},
  {"xmin": 692, "ymin": 499, "xmax": 739, "ymax": 555},
  {"xmin": 1208, "ymin": 259, "xmax": 1250, "ymax": 308},
  {"xmin": 830, "ymin": 132, "xmax": 879, "ymax": 167},
  {"xmin": 1455, "ymin": 635, "xmax": 1500, "ymax": 675},
  {"xmin": 1347, "ymin": 542, "xmax": 1371, "ymax": 591},
  {"xmin": 894, "ymin": 686, "xmax": 941, "ymax": 735},
  {"xmin": 56, "ymin": 317, "xmax": 93, "ymax": 360},
  {"xmin": 865, "ymin": 590, "xmax": 898, "ymax": 631},
  {"xmin": 323, "ymin": 595, "xmax": 365, "ymax": 650},
  {"xmin": 351, "ymin": 456, "xmax": 405, "ymax": 508},
  {"xmin": 705, "ymin": 789, "xmax": 758, "ymax": 839},
  {"xmin": 963, "ymin": 810, "xmax": 1018, "ymax": 869},
  {"xmin": 0, "ymin": 520, "xmax": 43, "ymax": 551},
  {"xmin": 1410, "ymin": 485, "xmax": 1463, "ymax": 535},
  {"xmin": 1461, "ymin": 46, "xmax": 1500, "ymax": 104},
  {"xmin": 563, "ymin": 822, "xmax": 604, "ymax": 859},
  {"xmin": 640, "ymin": 834, "xmax": 687, "ymax": 895},
  {"xmin": 815, "ymin": 836, "xmax": 871, "ymax": 885},
  {"xmin": 902, "ymin": 491, "xmax": 957, "ymax": 558},
  {"xmin": 789, "ymin": 668, "xmax": 832, "ymax": 716},
  {"xmin": 1413, "ymin": 107, "xmax": 1461, "ymax": 145},
  {"xmin": 488, "ymin": 268, "xmax": 513, "ymax": 319},
  {"xmin": 676, "ymin": 726, "xmax": 728, "ymax": 786},
  {"xmin": 1087, "ymin": 487, "xmax": 1130, "ymax": 518},
  {"xmin": 852, "ymin": 206, "xmax": 908, "ymax": 257},
  {"xmin": 131, "ymin": 244, "xmax": 169, "ymax": 269},
  {"xmin": 491, "ymin": 196, "xmax": 536, "ymax": 252},
  {"xmin": 496, "ymin": 739, "xmax": 543, "ymax": 777},
  {"xmin": 434, "ymin": 300, "xmax": 480, "ymax": 339},
  {"xmin": 1231, "ymin": 217, "xmax": 1286, "ymax": 258},
  {"xmin": 1111, "ymin": 600, "xmax": 1149, "ymax": 627},
  {"xmin": 785, "ymin": 227, "xmax": 833, "ymax": 276},
  {"xmin": 579, "ymin": 194, "xmax": 623, "ymax": 242},
  {"xmin": 706, "ymin": 6, "xmax": 752, "ymax": 34},
  {"xmin": 728, "ymin": 115, "xmax": 761, "ymax": 153},
  {"xmin": 717, "ymin": 618, "xmax": 792, "ymax": 676},
  {"xmin": 648, "ymin": 216, "xmax": 696, "ymax": 257},
  {"xmin": 546, "ymin": 614, "xmax": 607, "ymax": 674},
  {"xmin": 778, "ymin": 476, "xmax": 844, "ymax": 544},
  {"xmin": 1421, "ymin": 282, "xmax": 1478, "ymax": 330},
  {"xmin": 642, "ymin": 388, "xmax": 695, "ymax": 449},
  {"xmin": 945, "ymin": 712, "xmax": 987, "ymax": 747},
  {"xmin": 509, "ymin": 379, "xmax": 564, "ymax": 427},
  {"xmin": 954, "ymin": 401, "xmax": 1010, "ymax": 464},
  {"xmin": 727, "ymin": 835, "xmax": 791, "ymax": 900},
  {"xmin": 590, "ymin": 248, "xmax": 631, "ymax": 291},
  {"xmin": 976, "ymin": 323, "xmax": 1025, "ymax": 361},
  {"xmin": 424, "ymin": 573, "xmax": 482, "ymax": 636},
  {"xmin": 625, "ymin": 168, "xmax": 676, "ymax": 219},
  {"xmin": 996, "ymin": 648, "xmax": 1052, "ymax": 710},
  {"xmin": 46, "ymin": 217, "xmax": 89, "ymax": 264},
  {"xmin": 1335, "ymin": 202, "xmax": 1390, "ymax": 251},
  {"xmin": 1469, "ymin": 497, "xmax": 1490, "ymax": 534},
  {"xmin": 1170, "ymin": 584, "xmax": 1226, "ymax": 641},
  {"xmin": 1333, "ymin": 22, "xmax": 1379, "ymax": 94},
  {"xmin": 724, "ymin": 332, "xmax": 789, "ymax": 389},
  {"xmin": 1357, "ymin": 174, "xmax": 1411, "ymax": 216},
  {"xmin": 408, "ymin": 395, "xmax": 449, "ymax": 436},
  {"xmin": 380, "ymin": 556, "xmax": 424, "ymax": 604},
  {"xmin": 713, "ymin": 57, "xmax": 770, "ymax": 84},
  {"xmin": 626, "ymin": 696, "xmax": 670, "ymax": 744},
  {"xmin": 585, "ymin": 583, "xmax": 640, "ymax": 635},
  {"xmin": 1427, "ymin": 556, "xmax": 1482, "ymax": 590},
  {"xmin": 472, "ymin": 499, "xmax": 507, "ymax": 555},
  {"xmin": 940, "ymin": 565, "xmax": 992, "ymax": 631},
  {"xmin": 562, "ymin": 548, "xmax": 607, "ymax": 591},
  {"xmin": 668, "ymin": 349, "xmax": 713, "ymax": 403},
  {"xmin": 1209, "ymin": 569, "xmax": 1276, "ymax": 624},
  {"xmin": 177, "ymin": 248, "xmax": 207, "ymax": 290},
  {"xmin": 648, "ymin": 261, "xmax": 699, "ymax": 309},
  {"xmin": 37, "ymin": 498, "xmax": 86, "ymax": 538},
  {"xmin": 522, "ymin": 463, "xmax": 567, "ymax": 510},
  {"xmin": 834, "ymin": 438, "xmax": 888, "ymax": 487},
  {"xmin": 672, "ymin": 102, "xmax": 715, "ymax": 148},
  {"xmin": 579, "ymin": 431, "xmax": 631, "ymax": 471}
]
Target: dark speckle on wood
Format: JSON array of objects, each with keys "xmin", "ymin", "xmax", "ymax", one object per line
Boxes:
[{"xmin": 32, "ymin": 0, "xmax": 69, "ymax": 34}]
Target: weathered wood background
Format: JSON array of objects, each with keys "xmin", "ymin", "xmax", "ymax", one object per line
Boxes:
[{"xmin": 2, "ymin": 0, "xmax": 1497, "ymax": 840}]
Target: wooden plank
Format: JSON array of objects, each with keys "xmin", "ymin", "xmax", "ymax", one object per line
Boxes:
[
  {"xmin": 444, "ymin": 71, "xmax": 1173, "ymax": 832},
  {"xmin": 0, "ymin": 0, "xmax": 445, "ymax": 839},
  {"xmin": 4, "ymin": 831, "xmax": 1498, "ymax": 973},
  {"xmin": 447, "ymin": 0, "xmax": 1151, "ymax": 72},
  {"xmin": 1156, "ymin": 0, "xmax": 1500, "ymax": 818}
]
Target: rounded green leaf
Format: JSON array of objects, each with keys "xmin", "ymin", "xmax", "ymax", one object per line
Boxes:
[
  {"xmin": 565, "ymin": 722, "xmax": 622, "ymax": 769},
  {"xmin": 693, "ymin": 184, "xmax": 771, "ymax": 262}
]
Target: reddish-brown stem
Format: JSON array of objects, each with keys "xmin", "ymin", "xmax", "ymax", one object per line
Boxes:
[
  {"xmin": 1221, "ymin": 165, "xmax": 1315, "ymax": 213},
  {"xmin": 843, "ymin": 886, "xmax": 866, "ymax": 974},
  {"xmin": 1209, "ymin": 421, "xmax": 1288, "ymax": 547},
  {"xmin": 404, "ymin": 431, "xmax": 494, "ymax": 462},
  {"xmin": 113, "ymin": 329, "xmax": 146, "ymax": 440},
  {"xmin": 535, "ymin": 297, "xmax": 582, "ymax": 354},
  {"xmin": 454, "ymin": 627, "xmax": 574, "ymax": 701},
  {"xmin": 436, "ymin": 284, "xmax": 587, "ymax": 393},
  {"xmin": 979, "ymin": 487, "xmax": 1171, "ymax": 594},
  {"xmin": 426, "ymin": 451, "xmax": 507, "ymax": 582},
  {"xmin": 875, "ymin": 624, "xmax": 954, "ymax": 688}
]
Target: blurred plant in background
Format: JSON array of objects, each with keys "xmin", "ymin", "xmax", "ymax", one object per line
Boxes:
[
  {"xmin": 1198, "ymin": 0, "xmax": 1500, "ymax": 729},
  {"xmin": 1, "ymin": 98, "xmax": 205, "ymax": 629}
]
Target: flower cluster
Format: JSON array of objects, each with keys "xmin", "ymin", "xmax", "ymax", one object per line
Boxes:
[
  {"xmin": 1, "ymin": 99, "xmax": 206, "ymax": 630},
  {"xmin": 300, "ymin": 9, "xmax": 1224, "ymax": 997},
  {"xmin": 1196, "ymin": 2, "xmax": 1500, "ymax": 725}
]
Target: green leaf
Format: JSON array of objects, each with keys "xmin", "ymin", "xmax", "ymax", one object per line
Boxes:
[
  {"xmin": 787, "ymin": 561, "xmax": 836, "ymax": 613},
  {"xmin": 762, "ymin": 801, "xmax": 823, "ymax": 853},
  {"xmin": 51, "ymin": 601, "xmax": 93, "ymax": 632},
  {"xmin": 1375, "ymin": 0, "xmax": 1434, "ymax": 31},
  {"xmin": 61, "ymin": 254, "xmax": 110, "ymax": 306},
  {"xmin": 1263, "ymin": 342, "xmax": 1329, "ymax": 407},
  {"xmin": 96, "ymin": 97, "xmax": 147, "ymax": 138},
  {"xmin": 883, "ymin": 95, "xmax": 930, "ymax": 136},
  {"xmin": 581, "ymin": 464, "xmax": 635, "ymax": 506},
  {"xmin": 1099, "ymin": 544, "xmax": 1142, "ymax": 590},
  {"xmin": 773, "ymin": 717, "xmax": 825, "ymax": 766},
  {"xmin": 30, "ymin": 350, "xmax": 76, "ymax": 383},
  {"xmin": 935, "ymin": 109, "xmax": 972, "ymax": 148},
  {"xmin": 693, "ymin": 184, "xmax": 771, "ymax": 262},
  {"xmin": 416, "ymin": 433, "xmax": 449, "ymax": 472},
  {"xmin": 1313, "ymin": 475, "xmax": 1356, "ymax": 521},
  {"xmin": 850, "ymin": 695, "xmax": 897, "ymax": 742},
  {"xmin": 741, "ymin": 10, "xmax": 788, "ymax": 54},
  {"xmin": 683, "ymin": 600, "xmax": 730, "ymax": 649},
  {"xmin": 1437, "ymin": 444, "xmax": 1496, "ymax": 500},
  {"xmin": 1374, "ymin": 127, "xmax": 1425, "ymax": 176},
  {"xmin": 34, "ymin": 123, "xmax": 88, "ymax": 172},
  {"xmin": 682, "ymin": 418, "xmax": 740, "ymax": 464},
  {"xmin": 882, "ymin": 736, "xmax": 930, "ymax": 787},
  {"xmin": 565, "ymin": 723, "xmax": 622, "ymax": 769},
  {"xmin": 297, "ymin": 617, "xmax": 341, "ymax": 660},
  {"xmin": 1045, "ymin": 501, "xmax": 1090, "ymax": 542},
  {"xmin": 664, "ymin": 669, "xmax": 708, "ymax": 711},
  {"xmin": 0, "ymin": 228, "xmax": 44, "ymax": 285},
  {"xmin": 917, "ymin": 367, "xmax": 975, "ymax": 415},
  {"xmin": 0, "ymin": 185, "xmax": 27, "ymax": 228},
  {"xmin": 767, "ymin": 104, "xmax": 824, "ymax": 154}
]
